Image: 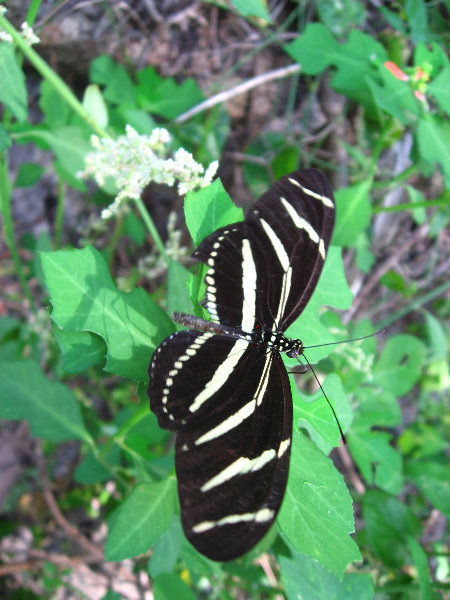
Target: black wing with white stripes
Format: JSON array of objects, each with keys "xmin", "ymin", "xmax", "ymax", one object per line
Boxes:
[{"xmin": 148, "ymin": 168, "xmax": 335, "ymax": 561}]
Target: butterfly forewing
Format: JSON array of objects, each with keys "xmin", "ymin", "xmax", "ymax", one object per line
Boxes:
[{"xmin": 148, "ymin": 167, "xmax": 336, "ymax": 561}]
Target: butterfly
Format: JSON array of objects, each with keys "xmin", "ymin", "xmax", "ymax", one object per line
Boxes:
[{"xmin": 148, "ymin": 168, "xmax": 335, "ymax": 561}]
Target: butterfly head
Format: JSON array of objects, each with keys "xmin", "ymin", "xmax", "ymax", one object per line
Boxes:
[{"xmin": 285, "ymin": 339, "xmax": 303, "ymax": 359}]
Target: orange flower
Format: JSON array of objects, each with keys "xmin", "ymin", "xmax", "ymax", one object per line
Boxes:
[{"xmin": 384, "ymin": 61, "xmax": 409, "ymax": 81}]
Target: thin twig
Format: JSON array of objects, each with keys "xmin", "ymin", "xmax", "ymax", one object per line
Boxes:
[{"xmin": 175, "ymin": 63, "xmax": 301, "ymax": 123}]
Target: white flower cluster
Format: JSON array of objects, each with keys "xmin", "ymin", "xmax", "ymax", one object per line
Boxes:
[
  {"xmin": 0, "ymin": 12, "xmax": 40, "ymax": 45},
  {"xmin": 81, "ymin": 125, "xmax": 218, "ymax": 219}
]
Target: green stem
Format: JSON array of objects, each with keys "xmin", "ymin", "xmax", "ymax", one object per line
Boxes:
[
  {"xmin": 99, "ymin": 403, "xmax": 149, "ymax": 459},
  {"xmin": 372, "ymin": 165, "xmax": 418, "ymax": 189},
  {"xmin": 0, "ymin": 152, "xmax": 35, "ymax": 308},
  {"xmin": 133, "ymin": 196, "xmax": 170, "ymax": 266},
  {"xmin": 54, "ymin": 176, "xmax": 65, "ymax": 248},
  {"xmin": 26, "ymin": 0, "xmax": 43, "ymax": 25},
  {"xmin": 377, "ymin": 280, "xmax": 450, "ymax": 330},
  {"xmin": 373, "ymin": 196, "xmax": 449, "ymax": 213},
  {"xmin": 0, "ymin": 15, "xmax": 109, "ymax": 139}
]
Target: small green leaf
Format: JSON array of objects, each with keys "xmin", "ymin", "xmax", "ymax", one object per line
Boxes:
[
  {"xmin": 407, "ymin": 537, "xmax": 432, "ymax": 600},
  {"xmin": 367, "ymin": 66, "xmax": 420, "ymax": 124},
  {"xmin": 82, "ymin": 84, "xmax": 108, "ymax": 128},
  {"xmin": 40, "ymin": 246, "xmax": 173, "ymax": 381},
  {"xmin": 427, "ymin": 64, "xmax": 450, "ymax": 115},
  {"xmin": 278, "ymin": 431, "xmax": 361, "ymax": 577},
  {"xmin": 0, "ymin": 43, "xmax": 27, "ymax": 121},
  {"xmin": 184, "ymin": 178, "xmax": 243, "ymax": 246},
  {"xmin": 405, "ymin": 460, "xmax": 450, "ymax": 518},
  {"xmin": 279, "ymin": 551, "xmax": 375, "ymax": 600},
  {"xmin": 15, "ymin": 162, "xmax": 45, "ymax": 187},
  {"xmin": 167, "ymin": 261, "xmax": 193, "ymax": 318},
  {"xmin": 231, "ymin": 0, "xmax": 272, "ymax": 23},
  {"xmin": 0, "ymin": 360, "xmax": 91, "ymax": 443},
  {"xmin": 148, "ymin": 516, "xmax": 184, "ymax": 577},
  {"xmin": 53, "ymin": 328, "xmax": 107, "ymax": 373},
  {"xmin": 284, "ymin": 23, "xmax": 339, "ymax": 75},
  {"xmin": 75, "ymin": 445, "xmax": 121, "ymax": 484},
  {"xmin": 105, "ymin": 479, "xmax": 177, "ymax": 560},
  {"xmin": 373, "ymin": 334, "xmax": 425, "ymax": 395},
  {"xmin": 362, "ymin": 490, "xmax": 421, "ymax": 567},
  {"xmin": 332, "ymin": 180, "xmax": 372, "ymax": 247},
  {"xmin": 0, "ymin": 123, "xmax": 11, "ymax": 151},
  {"xmin": 417, "ymin": 115, "xmax": 450, "ymax": 186},
  {"xmin": 39, "ymin": 80, "xmax": 71, "ymax": 128},
  {"xmin": 153, "ymin": 573, "xmax": 196, "ymax": 600}
]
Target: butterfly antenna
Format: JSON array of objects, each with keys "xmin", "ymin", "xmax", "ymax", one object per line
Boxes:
[
  {"xmin": 301, "ymin": 353, "xmax": 346, "ymax": 445},
  {"xmin": 303, "ymin": 329, "xmax": 385, "ymax": 350}
]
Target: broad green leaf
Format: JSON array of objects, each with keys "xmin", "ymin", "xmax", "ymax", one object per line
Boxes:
[
  {"xmin": 279, "ymin": 551, "xmax": 375, "ymax": 600},
  {"xmin": 0, "ymin": 43, "xmax": 27, "ymax": 121},
  {"xmin": 408, "ymin": 537, "xmax": 432, "ymax": 600},
  {"xmin": 153, "ymin": 573, "xmax": 196, "ymax": 600},
  {"xmin": 40, "ymin": 246, "xmax": 173, "ymax": 381},
  {"xmin": 427, "ymin": 64, "xmax": 450, "ymax": 115},
  {"xmin": 353, "ymin": 388, "xmax": 402, "ymax": 428},
  {"xmin": 348, "ymin": 426, "xmax": 403, "ymax": 495},
  {"xmin": 137, "ymin": 67, "xmax": 204, "ymax": 120},
  {"xmin": 103, "ymin": 62, "xmax": 137, "ymax": 107},
  {"xmin": 362, "ymin": 490, "xmax": 421, "ymax": 567},
  {"xmin": 105, "ymin": 478, "xmax": 177, "ymax": 560},
  {"xmin": 424, "ymin": 311, "xmax": 448, "ymax": 361},
  {"xmin": 148, "ymin": 516, "xmax": 184, "ymax": 578},
  {"xmin": 286, "ymin": 246, "xmax": 353, "ymax": 364},
  {"xmin": 0, "ymin": 360, "xmax": 91, "ymax": 443},
  {"xmin": 0, "ymin": 316, "xmax": 20, "ymax": 340},
  {"xmin": 284, "ymin": 24, "xmax": 339, "ymax": 75},
  {"xmin": 184, "ymin": 178, "xmax": 244, "ymax": 246},
  {"xmin": 74, "ymin": 444, "xmax": 121, "ymax": 484},
  {"xmin": 317, "ymin": 0, "xmax": 365, "ymax": 38},
  {"xmin": 332, "ymin": 180, "xmax": 372, "ymax": 247},
  {"xmin": 294, "ymin": 374, "xmax": 352, "ymax": 454},
  {"xmin": 405, "ymin": 0, "xmax": 429, "ymax": 43},
  {"xmin": 373, "ymin": 334, "xmax": 425, "ymax": 395},
  {"xmin": 53, "ymin": 328, "xmax": 106, "ymax": 373},
  {"xmin": 167, "ymin": 261, "xmax": 193, "ymax": 318},
  {"xmin": 278, "ymin": 431, "xmax": 361, "ymax": 577},
  {"xmin": 231, "ymin": 0, "xmax": 272, "ymax": 23},
  {"xmin": 417, "ymin": 115, "xmax": 450, "ymax": 186},
  {"xmin": 89, "ymin": 55, "xmax": 116, "ymax": 85},
  {"xmin": 366, "ymin": 66, "xmax": 421, "ymax": 124},
  {"xmin": 405, "ymin": 460, "xmax": 450, "ymax": 517}
]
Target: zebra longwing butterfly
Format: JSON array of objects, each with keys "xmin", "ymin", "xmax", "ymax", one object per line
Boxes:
[{"xmin": 148, "ymin": 168, "xmax": 335, "ymax": 561}]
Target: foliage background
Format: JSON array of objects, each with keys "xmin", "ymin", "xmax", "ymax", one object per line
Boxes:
[{"xmin": 0, "ymin": 0, "xmax": 448, "ymax": 599}]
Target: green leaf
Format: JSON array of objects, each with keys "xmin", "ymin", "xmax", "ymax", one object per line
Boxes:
[
  {"xmin": 316, "ymin": 0, "xmax": 365, "ymax": 38},
  {"xmin": 366, "ymin": 65, "xmax": 421, "ymax": 124},
  {"xmin": 105, "ymin": 479, "xmax": 177, "ymax": 560},
  {"xmin": 153, "ymin": 573, "xmax": 196, "ymax": 600},
  {"xmin": 407, "ymin": 537, "xmax": 432, "ymax": 600},
  {"xmin": 372, "ymin": 334, "xmax": 426, "ymax": 395},
  {"xmin": 362, "ymin": 490, "xmax": 421, "ymax": 567},
  {"xmin": 405, "ymin": 0, "xmax": 429, "ymax": 44},
  {"xmin": 286, "ymin": 246, "xmax": 353, "ymax": 364},
  {"xmin": 75, "ymin": 445, "xmax": 121, "ymax": 484},
  {"xmin": 39, "ymin": 79, "xmax": 71, "ymax": 128},
  {"xmin": 231, "ymin": 0, "xmax": 272, "ymax": 23},
  {"xmin": 284, "ymin": 24, "xmax": 339, "ymax": 75},
  {"xmin": 184, "ymin": 178, "xmax": 244, "ymax": 246},
  {"xmin": 294, "ymin": 374, "xmax": 352, "ymax": 454},
  {"xmin": 148, "ymin": 516, "xmax": 184, "ymax": 577},
  {"xmin": 405, "ymin": 460, "xmax": 450, "ymax": 518},
  {"xmin": 417, "ymin": 115, "xmax": 450, "ymax": 186},
  {"xmin": 137, "ymin": 67, "xmax": 204, "ymax": 120},
  {"xmin": 40, "ymin": 246, "xmax": 174, "ymax": 381},
  {"xmin": 0, "ymin": 360, "xmax": 91, "ymax": 443},
  {"xmin": 279, "ymin": 551, "xmax": 375, "ymax": 600},
  {"xmin": 0, "ymin": 43, "xmax": 27, "ymax": 121},
  {"xmin": 53, "ymin": 328, "xmax": 107, "ymax": 373},
  {"xmin": 103, "ymin": 62, "xmax": 137, "ymax": 107},
  {"xmin": 89, "ymin": 55, "xmax": 117, "ymax": 85},
  {"xmin": 167, "ymin": 261, "xmax": 193, "ymax": 318},
  {"xmin": 15, "ymin": 162, "xmax": 45, "ymax": 187},
  {"xmin": 427, "ymin": 64, "xmax": 450, "ymax": 115},
  {"xmin": 82, "ymin": 84, "xmax": 108, "ymax": 128},
  {"xmin": 424, "ymin": 311, "xmax": 448, "ymax": 361},
  {"xmin": 348, "ymin": 426, "xmax": 403, "ymax": 495},
  {"xmin": 332, "ymin": 180, "xmax": 372, "ymax": 247},
  {"xmin": 278, "ymin": 431, "xmax": 361, "ymax": 577}
]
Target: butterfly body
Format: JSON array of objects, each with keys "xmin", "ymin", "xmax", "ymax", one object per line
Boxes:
[{"xmin": 148, "ymin": 168, "xmax": 335, "ymax": 561}]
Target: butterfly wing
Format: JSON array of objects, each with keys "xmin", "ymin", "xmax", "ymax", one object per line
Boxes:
[{"xmin": 149, "ymin": 331, "xmax": 292, "ymax": 561}]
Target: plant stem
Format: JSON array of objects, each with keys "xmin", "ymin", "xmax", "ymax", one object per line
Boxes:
[
  {"xmin": 54, "ymin": 176, "xmax": 65, "ymax": 248},
  {"xmin": 133, "ymin": 196, "xmax": 170, "ymax": 266},
  {"xmin": 0, "ymin": 152, "xmax": 35, "ymax": 309},
  {"xmin": 0, "ymin": 15, "xmax": 109, "ymax": 139},
  {"xmin": 373, "ymin": 195, "xmax": 449, "ymax": 213},
  {"xmin": 99, "ymin": 403, "xmax": 149, "ymax": 459}
]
